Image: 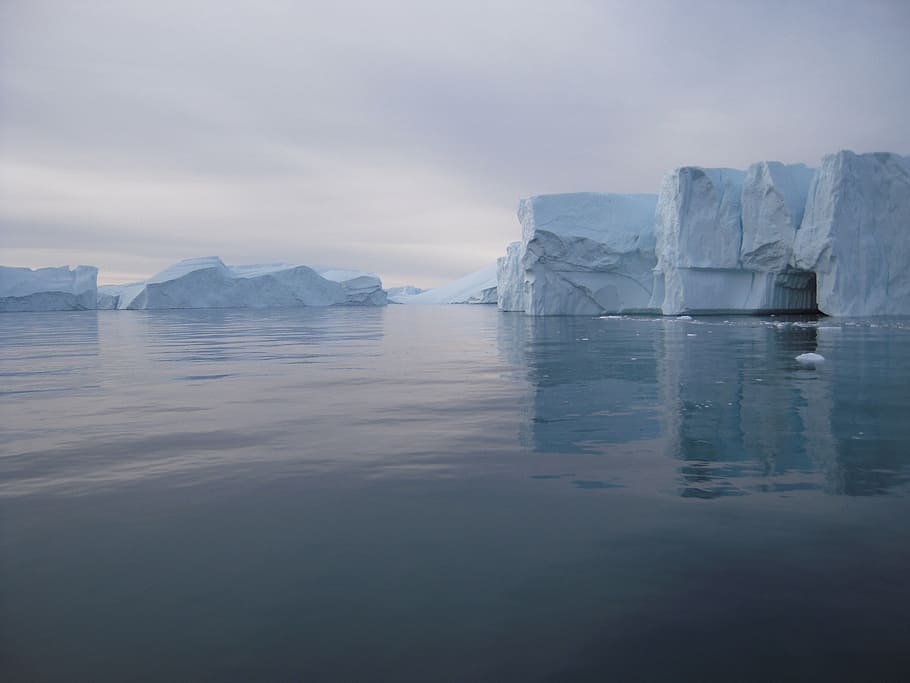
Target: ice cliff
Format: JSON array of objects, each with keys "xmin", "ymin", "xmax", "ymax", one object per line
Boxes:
[
  {"xmin": 99, "ymin": 257, "xmax": 386, "ymax": 309},
  {"xmin": 793, "ymin": 151, "xmax": 910, "ymax": 316},
  {"xmin": 391, "ymin": 263, "xmax": 497, "ymax": 304},
  {"xmin": 499, "ymin": 193, "xmax": 659, "ymax": 315},
  {"xmin": 0, "ymin": 265, "xmax": 98, "ymax": 311},
  {"xmin": 651, "ymin": 163, "xmax": 817, "ymax": 315},
  {"xmin": 499, "ymin": 150, "xmax": 909, "ymax": 317}
]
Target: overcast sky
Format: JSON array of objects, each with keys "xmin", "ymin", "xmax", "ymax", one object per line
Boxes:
[{"xmin": 1, "ymin": 0, "xmax": 908, "ymax": 286}]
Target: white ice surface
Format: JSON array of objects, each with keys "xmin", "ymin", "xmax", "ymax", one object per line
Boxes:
[
  {"xmin": 392, "ymin": 263, "xmax": 497, "ymax": 304},
  {"xmin": 793, "ymin": 151, "xmax": 910, "ymax": 316},
  {"xmin": 0, "ymin": 265, "xmax": 98, "ymax": 311},
  {"xmin": 100, "ymin": 257, "xmax": 386, "ymax": 309},
  {"xmin": 386, "ymin": 285, "xmax": 426, "ymax": 298},
  {"xmin": 496, "ymin": 242, "xmax": 526, "ymax": 312},
  {"xmin": 741, "ymin": 162, "xmax": 814, "ymax": 271},
  {"xmin": 652, "ymin": 164, "xmax": 817, "ymax": 314},
  {"xmin": 501, "ymin": 192, "xmax": 659, "ymax": 315}
]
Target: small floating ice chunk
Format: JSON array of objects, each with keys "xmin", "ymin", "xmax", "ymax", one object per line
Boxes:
[
  {"xmin": 686, "ymin": 333, "xmax": 697, "ymax": 337},
  {"xmin": 676, "ymin": 315, "xmax": 693, "ymax": 320},
  {"xmin": 795, "ymin": 352, "xmax": 825, "ymax": 364}
]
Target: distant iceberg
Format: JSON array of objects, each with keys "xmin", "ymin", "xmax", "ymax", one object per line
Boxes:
[
  {"xmin": 391, "ymin": 264, "xmax": 497, "ymax": 304},
  {"xmin": 98, "ymin": 257, "xmax": 386, "ymax": 310},
  {"xmin": 386, "ymin": 285, "xmax": 426, "ymax": 298},
  {"xmin": 0, "ymin": 265, "xmax": 98, "ymax": 312}
]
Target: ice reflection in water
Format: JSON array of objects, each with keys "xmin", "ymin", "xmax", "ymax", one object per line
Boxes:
[
  {"xmin": 4, "ymin": 307, "xmax": 910, "ymax": 681},
  {"xmin": 499, "ymin": 312, "xmax": 910, "ymax": 498}
]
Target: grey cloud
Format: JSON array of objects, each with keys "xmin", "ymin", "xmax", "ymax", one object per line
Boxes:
[{"xmin": 1, "ymin": 0, "xmax": 908, "ymax": 286}]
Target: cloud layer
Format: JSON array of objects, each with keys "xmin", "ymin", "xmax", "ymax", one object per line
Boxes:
[{"xmin": 2, "ymin": 0, "xmax": 908, "ymax": 286}]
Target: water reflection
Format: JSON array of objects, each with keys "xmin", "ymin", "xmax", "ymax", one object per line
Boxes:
[{"xmin": 501, "ymin": 313, "xmax": 910, "ymax": 497}]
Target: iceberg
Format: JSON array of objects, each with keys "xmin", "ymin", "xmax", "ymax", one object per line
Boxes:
[
  {"xmin": 652, "ymin": 164, "xmax": 818, "ymax": 315},
  {"xmin": 99, "ymin": 256, "xmax": 386, "ymax": 310},
  {"xmin": 793, "ymin": 151, "xmax": 910, "ymax": 316},
  {"xmin": 391, "ymin": 263, "xmax": 497, "ymax": 304},
  {"xmin": 312, "ymin": 267, "xmax": 387, "ymax": 306},
  {"xmin": 499, "ymin": 192, "xmax": 659, "ymax": 315},
  {"xmin": 741, "ymin": 162, "xmax": 814, "ymax": 271},
  {"xmin": 0, "ymin": 265, "xmax": 98, "ymax": 312},
  {"xmin": 496, "ymin": 242, "xmax": 526, "ymax": 312},
  {"xmin": 386, "ymin": 285, "xmax": 426, "ymax": 298}
]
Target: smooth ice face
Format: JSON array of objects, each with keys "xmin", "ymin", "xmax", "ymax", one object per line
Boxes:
[
  {"xmin": 652, "ymin": 164, "xmax": 818, "ymax": 315},
  {"xmin": 496, "ymin": 242, "xmax": 525, "ymax": 312},
  {"xmin": 508, "ymin": 192, "xmax": 658, "ymax": 315},
  {"xmin": 391, "ymin": 263, "xmax": 497, "ymax": 304},
  {"xmin": 793, "ymin": 151, "xmax": 910, "ymax": 316},
  {"xmin": 0, "ymin": 265, "xmax": 98, "ymax": 311},
  {"xmin": 655, "ymin": 167, "xmax": 745, "ymax": 272},
  {"xmin": 101, "ymin": 257, "xmax": 386, "ymax": 310},
  {"xmin": 740, "ymin": 162, "xmax": 815, "ymax": 271}
]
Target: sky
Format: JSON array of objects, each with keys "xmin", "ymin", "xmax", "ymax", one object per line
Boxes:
[{"xmin": 1, "ymin": 1, "xmax": 908, "ymax": 287}]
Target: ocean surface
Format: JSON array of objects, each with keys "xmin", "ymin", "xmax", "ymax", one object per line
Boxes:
[{"xmin": 2, "ymin": 305, "xmax": 910, "ymax": 681}]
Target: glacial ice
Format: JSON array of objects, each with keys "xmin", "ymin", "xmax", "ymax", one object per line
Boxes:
[
  {"xmin": 496, "ymin": 242, "xmax": 525, "ymax": 312},
  {"xmin": 391, "ymin": 263, "xmax": 497, "ymax": 304},
  {"xmin": 793, "ymin": 151, "xmax": 910, "ymax": 316},
  {"xmin": 500, "ymin": 150, "xmax": 909, "ymax": 316},
  {"xmin": 0, "ymin": 265, "xmax": 98, "ymax": 311},
  {"xmin": 312, "ymin": 266, "xmax": 387, "ymax": 306},
  {"xmin": 499, "ymin": 192, "xmax": 659, "ymax": 315},
  {"xmin": 386, "ymin": 285, "xmax": 426, "ymax": 299},
  {"xmin": 741, "ymin": 162, "xmax": 814, "ymax": 271},
  {"xmin": 99, "ymin": 257, "xmax": 386, "ymax": 310},
  {"xmin": 650, "ymin": 165, "xmax": 817, "ymax": 314},
  {"xmin": 796, "ymin": 352, "xmax": 825, "ymax": 364}
]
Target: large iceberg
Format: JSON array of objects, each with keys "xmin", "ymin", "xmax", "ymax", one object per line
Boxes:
[
  {"xmin": 391, "ymin": 263, "xmax": 497, "ymax": 304},
  {"xmin": 652, "ymin": 163, "xmax": 818, "ymax": 315},
  {"xmin": 98, "ymin": 257, "xmax": 386, "ymax": 310},
  {"xmin": 0, "ymin": 265, "xmax": 98, "ymax": 311},
  {"xmin": 499, "ymin": 192, "xmax": 659, "ymax": 315},
  {"xmin": 499, "ymin": 149, "xmax": 910, "ymax": 317},
  {"xmin": 793, "ymin": 151, "xmax": 910, "ymax": 316}
]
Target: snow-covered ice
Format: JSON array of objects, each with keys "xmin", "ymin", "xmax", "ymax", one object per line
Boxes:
[
  {"xmin": 0, "ymin": 265, "xmax": 98, "ymax": 311},
  {"xmin": 391, "ymin": 263, "xmax": 497, "ymax": 304},
  {"xmin": 795, "ymin": 353, "xmax": 825, "ymax": 364}
]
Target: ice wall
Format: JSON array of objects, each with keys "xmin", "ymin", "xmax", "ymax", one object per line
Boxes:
[
  {"xmin": 497, "ymin": 242, "xmax": 525, "ymax": 312},
  {"xmin": 500, "ymin": 192, "xmax": 659, "ymax": 315},
  {"xmin": 793, "ymin": 151, "xmax": 910, "ymax": 316},
  {"xmin": 0, "ymin": 265, "xmax": 98, "ymax": 311},
  {"xmin": 651, "ymin": 162, "xmax": 819, "ymax": 315}
]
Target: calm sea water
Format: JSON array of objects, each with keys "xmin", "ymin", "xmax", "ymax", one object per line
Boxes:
[{"xmin": 2, "ymin": 306, "xmax": 910, "ymax": 681}]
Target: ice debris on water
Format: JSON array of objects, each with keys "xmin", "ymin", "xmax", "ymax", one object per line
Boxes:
[{"xmin": 795, "ymin": 353, "xmax": 826, "ymax": 364}]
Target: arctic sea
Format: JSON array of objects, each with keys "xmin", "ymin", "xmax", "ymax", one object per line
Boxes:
[{"xmin": 2, "ymin": 305, "xmax": 910, "ymax": 681}]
